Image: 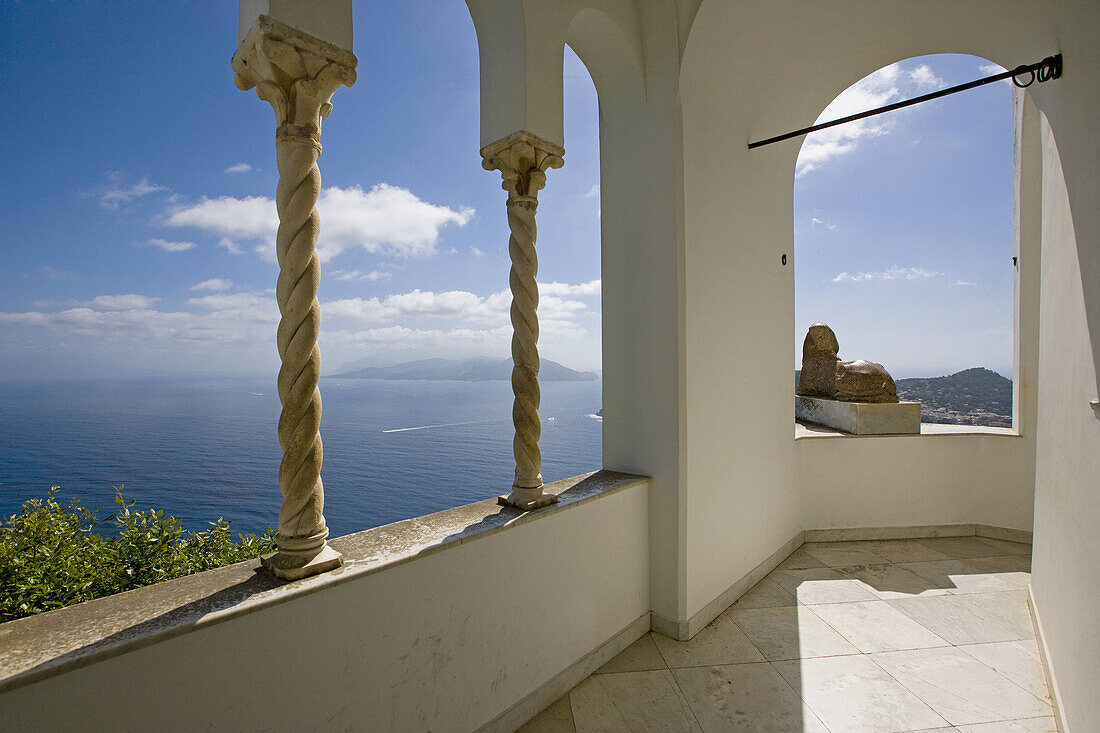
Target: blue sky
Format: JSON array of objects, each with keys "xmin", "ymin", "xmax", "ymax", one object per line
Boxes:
[
  {"xmin": 795, "ymin": 55, "xmax": 1014, "ymax": 378},
  {"xmin": 0, "ymin": 2, "xmax": 1011, "ymax": 380}
]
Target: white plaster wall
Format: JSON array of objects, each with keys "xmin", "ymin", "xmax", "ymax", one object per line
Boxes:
[
  {"xmin": 0, "ymin": 483, "xmax": 649, "ymax": 732},
  {"xmin": 466, "ymin": 0, "xmax": 691, "ymax": 625},
  {"xmin": 577, "ymin": 3, "xmax": 689, "ymax": 628},
  {"xmin": 800, "ymin": 90, "xmax": 1042, "ymax": 537},
  {"xmin": 676, "ymin": 0, "xmax": 1096, "ymax": 630},
  {"xmin": 1031, "ymin": 115, "xmax": 1100, "ymax": 732},
  {"xmin": 798, "ymin": 434, "xmax": 1035, "ymax": 533}
]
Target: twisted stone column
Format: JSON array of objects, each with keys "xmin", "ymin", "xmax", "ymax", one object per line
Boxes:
[
  {"xmin": 232, "ymin": 16, "xmax": 356, "ymax": 579},
  {"xmin": 481, "ymin": 132, "xmax": 564, "ymax": 510}
]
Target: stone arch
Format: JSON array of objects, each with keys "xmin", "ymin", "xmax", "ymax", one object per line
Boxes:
[
  {"xmin": 564, "ymin": 6, "xmax": 646, "ymax": 110},
  {"xmin": 678, "ymin": 0, "xmax": 1099, "ymax": 396},
  {"xmin": 791, "ymin": 52, "xmax": 1024, "ymax": 425}
]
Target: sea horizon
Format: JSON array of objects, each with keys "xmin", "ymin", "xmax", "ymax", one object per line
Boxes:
[{"xmin": 0, "ymin": 376, "xmax": 604, "ymax": 538}]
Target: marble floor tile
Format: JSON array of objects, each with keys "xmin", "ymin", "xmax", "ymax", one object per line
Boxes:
[
  {"xmin": 728, "ymin": 605, "xmax": 859, "ymax": 661},
  {"xmin": 855, "ymin": 539, "xmax": 952, "ymax": 563},
  {"xmin": 956, "ymin": 717, "xmax": 1057, "ymax": 732},
  {"xmin": 569, "ymin": 670, "xmax": 702, "ymax": 732},
  {"xmin": 775, "ymin": 548, "xmax": 828, "ymax": 570},
  {"xmin": 596, "ymin": 634, "xmax": 667, "ymax": 674},
  {"xmin": 914, "ymin": 537, "xmax": 1005, "ymax": 559},
  {"xmin": 770, "ymin": 567, "xmax": 881, "ymax": 604},
  {"xmin": 518, "ymin": 694, "xmax": 575, "ymax": 732},
  {"xmin": 836, "ymin": 562, "xmax": 954, "ymax": 600},
  {"xmin": 652, "ymin": 612, "xmax": 765, "ymax": 668},
  {"xmin": 728, "ymin": 577, "xmax": 798, "ymax": 610},
  {"xmin": 888, "ymin": 593, "xmax": 1033, "ymax": 645},
  {"xmin": 871, "ymin": 647, "xmax": 1051, "ymax": 725},
  {"xmin": 959, "ymin": 639, "xmax": 1050, "ymax": 700},
  {"xmin": 524, "ymin": 538, "xmax": 1044, "ymax": 732},
  {"xmin": 775, "ymin": 653, "xmax": 949, "ymax": 732},
  {"xmin": 960, "ymin": 556, "xmax": 1032, "ymax": 590},
  {"xmin": 803, "ymin": 541, "xmax": 892, "ymax": 567},
  {"xmin": 899, "ymin": 560, "xmax": 1024, "ymax": 594},
  {"xmin": 973, "ymin": 537, "xmax": 1034, "ymax": 557},
  {"xmin": 672, "ymin": 662, "xmax": 829, "ymax": 733},
  {"xmin": 958, "ymin": 591, "xmax": 1035, "ymax": 641},
  {"xmin": 809, "ymin": 600, "xmax": 951, "ymax": 653}
]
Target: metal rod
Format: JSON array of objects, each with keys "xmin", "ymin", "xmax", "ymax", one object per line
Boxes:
[{"xmin": 748, "ymin": 54, "xmax": 1062, "ymax": 150}]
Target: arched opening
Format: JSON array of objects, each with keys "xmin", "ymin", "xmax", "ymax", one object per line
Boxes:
[
  {"xmin": 795, "ymin": 54, "xmax": 1017, "ymax": 429},
  {"xmin": 517, "ymin": 41, "xmax": 604, "ymax": 488}
]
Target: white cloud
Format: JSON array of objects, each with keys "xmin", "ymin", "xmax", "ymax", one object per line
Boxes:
[
  {"xmin": 1, "ymin": 279, "xmax": 598, "ymax": 369},
  {"xmin": 810, "ymin": 217, "xmax": 837, "ymax": 230},
  {"xmin": 191, "ymin": 278, "xmax": 234, "ymax": 292},
  {"xmin": 85, "ymin": 294, "xmax": 162, "ymax": 310},
  {"xmin": 141, "ymin": 238, "xmax": 196, "ymax": 253},
  {"xmin": 0, "ymin": 291, "xmax": 276, "ymax": 346},
  {"xmin": 326, "ymin": 290, "xmax": 483, "ymax": 322},
  {"xmin": 40, "ymin": 265, "xmax": 80, "ymax": 281},
  {"xmin": 538, "ymin": 279, "xmax": 601, "ymax": 297},
  {"xmin": 583, "ymin": 184, "xmax": 601, "ymax": 199},
  {"xmin": 321, "ymin": 325, "xmax": 513, "ymax": 354},
  {"xmin": 217, "ymin": 237, "xmax": 245, "ymax": 255},
  {"xmin": 979, "ymin": 63, "xmax": 1005, "ymax": 75},
  {"xmin": 470, "ymin": 246, "xmax": 485, "ymax": 257},
  {"xmin": 164, "ymin": 184, "xmax": 473, "ymax": 262},
  {"xmin": 951, "ymin": 279, "xmax": 978, "ymax": 287},
  {"xmin": 797, "ymin": 62, "xmax": 951, "ymax": 177},
  {"xmin": 324, "ymin": 281, "xmax": 597, "ymax": 328},
  {"xmin": 330, "ymin": 269, "xmax": 390, "ymax": 282},
  {"xmin": 186, "ymin": 291, "xmax": 278, "ymax": 325},
  {"xmin": 831, "ymin": 265, "xmax": 943, "ymax": 283},
  {"xmin": 910, "ymin": 64, "xmax": 946, "ymax": 90},
  {"xmin": 87, "ymin": 294, "xmax": 161, "ymax": 310},
  {"xmin": 165, "ymin": 195, "xmax": 275, "ymax": 240},
  {"xmin": 224, "ymin": 163, "xmax": 254, "ymax": 174},
  {"xmin": 96, "ymin": 174, "xmax": 165, "ymax": 210}
]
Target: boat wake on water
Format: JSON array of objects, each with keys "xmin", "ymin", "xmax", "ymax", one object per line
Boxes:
[{"xmin": 381, "ymin": 417, "xmax": 510, "ymax": 434}]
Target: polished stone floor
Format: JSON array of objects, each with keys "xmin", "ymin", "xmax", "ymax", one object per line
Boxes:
[{"xmin": 521, "ymin": 537, "xmax": 1053, "ymax": 732}]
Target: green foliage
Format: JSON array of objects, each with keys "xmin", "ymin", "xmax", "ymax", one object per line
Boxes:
[{"xmin": 0, "ymin": 487, "xmax": 276, "ymax": 623}]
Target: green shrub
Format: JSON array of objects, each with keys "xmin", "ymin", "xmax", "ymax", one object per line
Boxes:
[{"xmin": 0, "ymin": 487, "xmax": 276, "ymax": 623}]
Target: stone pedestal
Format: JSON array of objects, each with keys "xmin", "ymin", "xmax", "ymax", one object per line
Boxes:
[
  {"xmin": 497, "ymin": 491, "xmax": 559, "ymax": 511},
  {"xmin": 796, "ymin": 396, "xmax": 921, "ymax": 435}
]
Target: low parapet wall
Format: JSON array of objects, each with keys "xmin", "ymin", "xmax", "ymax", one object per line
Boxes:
[
  {"xmin": 796, "ymin": 426, "xmax": 1036, "ymax": 534},
  {"xmin": 0, "ymin": 471, "xmax": 651, "ymax": 732}
]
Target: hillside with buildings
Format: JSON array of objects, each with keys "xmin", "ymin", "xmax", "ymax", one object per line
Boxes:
[{"xmin": 896, "ymin": 367, "xmax": 1012, "ymax": 427}]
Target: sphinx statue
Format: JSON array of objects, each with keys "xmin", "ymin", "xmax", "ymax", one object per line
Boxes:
[{"xmin": 797, "ymin": 322, "xmax": 899, "ymax": 403}]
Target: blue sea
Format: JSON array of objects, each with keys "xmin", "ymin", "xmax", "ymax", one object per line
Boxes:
[{"xmin": 0, "ymin": 378, "xmax": 603, "ymax": 538}]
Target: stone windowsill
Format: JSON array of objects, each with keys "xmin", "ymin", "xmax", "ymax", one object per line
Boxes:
[
  {"xmin": 795, "ymin": 420, "xmax": 1019, "ymax": 439},
  {"xmin": 0, "ymin": 469, "xmax": 648, "ymax": 694}
]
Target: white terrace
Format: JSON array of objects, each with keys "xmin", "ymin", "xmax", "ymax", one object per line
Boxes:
[{"xmin": 1, "ymin": 2, "xmax": 1098, "ymax": 731}]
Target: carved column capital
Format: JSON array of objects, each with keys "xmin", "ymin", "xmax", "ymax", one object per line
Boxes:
[
  {"xmin": 232, "ymin": 15, "xmax": 357, "ymax": 143},
  {"xmin": 480, "ymin": 131, "xmax": 565, "ymax": 204}
]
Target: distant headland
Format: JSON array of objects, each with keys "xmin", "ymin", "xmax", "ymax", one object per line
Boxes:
[{"xmin": 326, "ymin": 357, "xmax": 599, "ymax": 382}]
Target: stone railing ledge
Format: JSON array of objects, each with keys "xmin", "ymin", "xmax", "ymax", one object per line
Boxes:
[
  {"xmin": 0, "ymin": 469, "xmax": 648, "ymax": 694},
  {"xmin": 795, "ymin": 421, "xmax": 1020, "ymax": 439}
]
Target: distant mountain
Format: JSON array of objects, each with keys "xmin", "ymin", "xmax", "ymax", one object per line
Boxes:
[
  {"xmin": 896, "ymin": 367, "xmax": 1012, "ymax": 427},
  {"xmin": 327, "ymin": 357, "xmax": 598, "ymax": 382}
]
